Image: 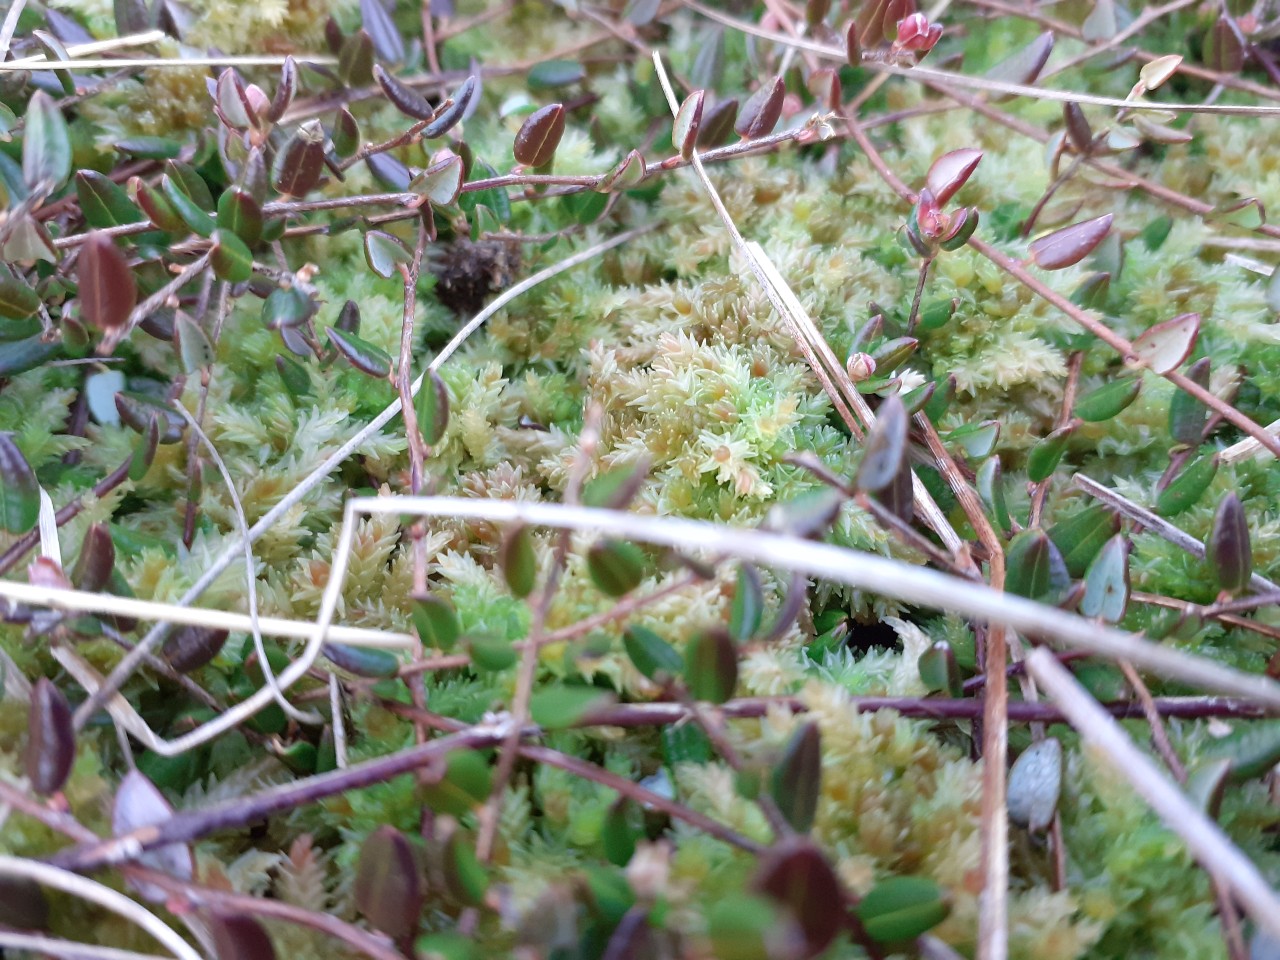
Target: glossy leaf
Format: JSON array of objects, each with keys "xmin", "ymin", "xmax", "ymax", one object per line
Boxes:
[
  {"xmin": 273, "ymin": 120, "xmax": 326, "ymax": 197},
  {"xmin": 1005, "ymin": 529, "xmax": 1070, "ymax": 602},
  {"xmin": 856, "ymin": 394, "xmax": 908, "ymax": 492},
  {"xmin": 684, "ymin": 627, "xmax": 737, "ymax": 704},
  {"xmin": 1063, "ymin": 102, "xmax": 1092, "ymax": 153},
  {"xmin": 76, "ymin": 171, "xmax": 142, "ymax": 228},
  {"xmin": 984, "ymin": 31, "xmax": 1054, "ymax": 88},
  {"xmin": 412, "ymin": 593, "xmax": 460, "ymax": 651},
  {"xmin": 857, "ymin": 875, "xmax": 950, "ymax": 943},
  {"xmin": 423, "ymin": 75, "xmax": 478, "ymax": 139},
  {"xmin": 78, "ymin": 232, "xmax": 136, "ymax": 334},
  {"xmin": 1026, "ymin": 422, "xmax": 1076, "ymax": 483},
  {"xmin": 441, "ymin": 830, "xmax": 488, "ymax": 907},
  {"xmin": 23, "ymin": 91, "xmax": 71, "ymax": 192},
  {"xmin": 917, "ymin": 641, "xmax": 962, "ymax": 697},
  {"xmin": 0, "ymin": 278, "xmax": 40, "ymax": 320},
  {"xmin": 329, "ymin": 328, "xmax": 391, "ymax": 378},
  {"xmin": 500, "ymin": 524, "xmax": 537, "ymax": 598},
  {"xmin": 163, "ymin": 626, "xmax": 229, "ymax": 672},
  {"xmin": 673, "ymin": 89, "xmax": 705, "ymax": 160},
  {"xmin": 697, "ymin": 97, "xmax": 738, "ymax": 147},
  {"xmin": 1049, "ymin": 504, "xmax": 1118, "ymax": 577},
  {"xmin": 1132, "ymin": 312, "xmax": 1199, "ymax": 374},
  {"xmin": 735, "ymin": 77, "xmax": 784, "ymax": 139},
  {"xmin": 1029, "ymin": 214, "xmax": 1113, "ymax": 270},
  {"xmin": 1140, "ymin": 53, "xmax": 1182, "ymax": 90},
  {"xmin": 363, "ymin": 230, "xmax": 412, "ymax": 279},
  {"xmin": 419, "ymin": 749, "xmax": 492, "ymax": 815},
  {"xmin": 161, "ymin": 175, "xmax": 215, "ymax": 236},
  {"xmin": 1080, "ymin": 534, "xmax": 1129, "ymax": 622},
  {"xmin": 332, "ymin": 108, "xmax": 360, "ymax": 158},
  {"xmin": 360, "ymin": 0, "xmax": 404, "ymax": 62},
  {"xmin": 729, "ymin": 563, "xmax": 764, "ymax": 642},
  {"xmin": 375, "ymin": 64, "xmax": 434, "ymax": 119},
  {"xmin": 207, "ymin": 913, "xmax": 276, "ymax": 960},
  {"xmin": 530, "ymin": 684, "xmax": 612, "ymax": 729},
  {"xmin": 416, "ymin": 369, "xmax": 450, "ymax": 445},
  {"xmin": 946, "ymin": 418, "xmax": 1000, "ymax": 458},
  {"xmin": 582, "ymin": 460, "xmax": 649, "ymax": 509},
  {"xmin": 411, "ymin": 154, "xmax": 464, "ymax": 206},
  {"xmin": 467, "ymin": 633, "xmax": 516, "ymax": 671},
  {"xmin": 513, "ymin": 104, "xmax": 566, "ymax": 168},
  {"xmin": 217, "ymin": 188, "xmax": 264, "ymax": 247},
  {"xmin": 1007, "ymin": 736, "xmax": 1062, "ymax": 832},
  {"xmin": 211, "ymin": 229, "xmax": 253, "ymax": 283},
  {"xmin": 976, "ymin": 456, "xmax": 1012, "ymax": 534},
  {"xmin": 1203, "ymin": 16, "xmax": 1244, "ymax": 74},
  {"xmin": 268, "ymin": 56, "xmax": 297, "ymax": 123},
  {"xmin": 623, "ymin": 625, "xmax": 683, "ymax": 682},
  {"xmin": 753, "ymin": 840, "xmax": 843, "ymax": 955},
  {"xmin": 355, "ymin": 826, "xmax": 423, "ymax": 940},
  {"xmin": 1152, "ymin": 453, "xmax": 1218, "ymax": 519},
  {"xmin": 528, "ymin": 59, "xmax": 586, "ymax": 89},
  {"xmin": 262, "ymin": 286, "xmax": 315, "ymax": 330},
  {"xmin": 1208, "ymin": 492, "xmax": 1252, "ymax": 594},
  {"xmin": 338, "ymin": 29, "xmax": 376, "ymax": 86},
  {"xmin": 596, "ymin": 149, "xmax": 646, "ymax": 192},
  {"xmin": 925, "ymin": 148, "xmax": 982, "ymax": 207},
  {"xmin": 1169, "ymin": 357, "xmax": 1211, "ymax": 445},
  {"xmin": 113, "ymin": 769, "xmax": 194, "ymax": 901},
  {"xmin": 25, "ymin": 677, "xmax": 75, "ymax": 795},
  {"xmin": 135, "ymin": 180, "xmax": 186, "ymax": 233},
  {"xmin": 1075, "ymin": 376, "xmax": 1141, "ymax": 422},
  {"xmin": 771, "ymin": 722, "xmax": 821, "ymax": 833},
  {"xmin": 70, "ymin": 522, "xmax": 115, "ymax": 591},
  {"xmin": 587, "ymin": 539, "xmax": 645, "ymax": 596},
  {"xmin": 319, "ymin": 641, "xmax": 398, "ymax": 678}
]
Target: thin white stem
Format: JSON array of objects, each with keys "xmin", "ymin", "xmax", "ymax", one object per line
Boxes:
[
  {"xmin": 0, "ymin": 581, "xmax": 413, "ymax": 648},
  {"xmin": 74, "ymin": 225, "xmax": 647, "ymax": 734},
  {"xmin": 1220, "ymin": 418, "xmax": 1280, "ymax": 464},
  {"xmin": 347, "ymin": 495, "xmax": 1280, "ymax": 707},
  {"xmin": 173, "ymin": 404, "xmax": 321, "ymax": 726},
  {"xmin": 6, "ymin": 30, "xmax": 167, "ymax": 65},
  {"xmin": 0, "ymin": 856, "xmax": 203, "ymax": 960},
  {"xmin": 329, "ymin": 673, "xmax": 349, "ymax": 769},
  {"xmin": 0, "ymin": 932, "xmax": 172, "ymax": 960},
  {"xmin": 0, "ymin": 55, "xmax": 334, "ymax": 70},
  {"xmin": 1025, "ymin": 648, "xmax": 1280, "ymax": 938},
  {"xmin": 0, "ymin": 0, "xmax": 28, "ymax": 62}
]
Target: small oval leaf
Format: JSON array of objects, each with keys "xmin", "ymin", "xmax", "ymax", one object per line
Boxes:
[
  {"xmin": 684, "ymin": 627, "xmax": 737, "ymax": 704},
  {"xmin": 25, "ymin": 677, "xmax": 75, "ymax": 795},
  {"xmin": 1132, "ymin": 312, "xmax": 1199, "ymax": 374},
  {"xmin": 1208, "ymin": 492, "xmax": 1252, "ymax": 595},
  {"xmin": 513, "ymin": 104, "xmax": 566, "ymax": 168},
  {"xmin": 1029, "ymin": 214, "xmax": 1114, "ymax": 270},
  {"xmin": 78, "ymin": 232, "xmax": 137, "ymax": 334},
  {"xmin": 1007, "ymin": 737, "xmax": 1062, "ymax": 832},
  {"xmin": 734, "ymin": 76, "xmax": 784, "ymax": 140}
]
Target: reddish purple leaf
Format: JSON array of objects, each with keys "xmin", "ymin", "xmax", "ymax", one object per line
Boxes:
[
  {"xmin": 1063, "ymin": 102, "xmax": 1093, "ymax": 153},
  {"xmin": 1028, "ymin": 214, "xmax": 1113, "ymax": 270},
  {"xmin": 272, "ymin": 120, "xmax": 326, "ymax": 197},
  {"xmin": 423, "ymin": 75, "xmax": 478, "ymax": 139},
  {"xmin": 735, "ymin": 76, "xmax": 785, "ymax": 139},
  {"xmin": 78, "ymin": 232, "xmax": 136, "ymax": 333},
  {"xmin": 374, "ymin": 64, "xmax": 433, "ymax": 119},
  {"xmin": 513, "ymin": 103, "xmax": 566, "ymax": 167},
  {"xmin": 925, "ymin": 148, "xmax": 982, "ymax": 207},
  {"xmin": 25, "ymin": 678, "xmax": 75, "ymax": 796},
  {"xmin": 985, "ymin": 31, "xmax": 1055, "ymax": 87},
  {"xmin": 1203, "ymin": 16, "xmax": 1244, "ymax": 74},
  {"xmin": 267, "ymin": 55, "xmax": 297, "ymax": 123}
]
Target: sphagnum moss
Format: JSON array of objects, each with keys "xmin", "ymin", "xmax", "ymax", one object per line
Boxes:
[{"xmin": 3, "ymin": 0, "xmax": 1280, "ymax": 958}]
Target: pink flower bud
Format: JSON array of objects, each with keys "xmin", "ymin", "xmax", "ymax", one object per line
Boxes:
[
  {"xmin": 895, "ymin": 13, "xmax": 942, "ymax": 52},
  {"xmin": 846, "ymin": 352, "xmax": 877, "ymax": 382}
]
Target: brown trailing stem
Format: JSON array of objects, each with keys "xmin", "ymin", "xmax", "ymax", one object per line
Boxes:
[
  {"xmin": 49, "ymin": 726, "xmax": 508, "ymax": 872},
  {"xmin": 0, "ymin": 458, "xmax": 131, "ymax": 578}
]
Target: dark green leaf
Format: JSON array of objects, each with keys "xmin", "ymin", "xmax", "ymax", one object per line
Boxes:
[
  {"xmin": 1048, "ymin": 504, "xmax": 1119, "ymax": 578},
  {"xmin": 582, "ymin": 459, "xmax": 649, "ymax": 509},
  {"xmin": 322, "ymin": 642, "xmax": 400, "ymax": 677},
  {"xmin": 467, "ymin": 633, "xmax": 517, "ymax": 671},
  {"xmin": 0, "ymin": 278, "xmax": 40, "ymax": 320},
  {"xmin": 211, "ymin": 229, "xmax": 254, "ymax": 283},
  {"xmin": 975, "ymin": 456, "xmax": 1012, "ymax": 534},
  {"xmin": 276, "ymin": 354, "xmax": 312, "ymax": 398},
  {"xmin": 917, "ymin": 641, "xmax": 962, "ymax": 697},
  {"xmin": 771, "ymin": 722, "xmax": 821, "ymax": 833},
  {"xmin": 1026, "ymin": 422, "xmax": 1076, "ymax": 483},
  {"xmin": 728, "ymin": 564, "xmax": 763, "ymax": 642},
  {"xmin": 441, "ymin": 830, "xmax": 488, "ymax": 907},
  {"xmin": 856, "ymin": 876, "xmax": 950, "ymax": 943},
  {"xmin": 419, "ymin": 749, "xmax": 492, "ymax": 815},
  {"xmin": 587, "ymin": 539, "xmax": 645, "ymax": 597},
  {"xmin": 135, "ymin": 180, "xmax": 186, "ymax": 233},
  {"xmin": 1005, "ymin": 529, "xmax": 1070, "ymax": 602},
  {"xmin": 1155, "ymin": 453, "xmax": 1217, "ymax": 517},
  {"xmin": 856, "ymin": 394, "xmax": 908, "ymax": 492},
  {"xmin": 332, "ymin": 108, "xmax": 360, "ymax": 158},
  {"xmin": 684, "ymin": 627, "xmax": 737, "ymax": 704},
  {"xmin": 1075, "ymin": 377, "xmax": 1141, "ymax": 422},
  {"xmin": 338, "ymin": 29, "xmax": 376, "ymax": 86},
  {"xmin": 75, "ymin": 171, "xmax": 142, "ymax": 229},
  {"xmin": 623, "ymin": 625, "xmax": 682, "ymax": 682},
  {"xmin": 500, "ymin": 524, "xmax": 537, "ymax": 598},
  {"xmin": 22, "ymin": 91, "xmax": 71, "ymax": 193},
  {"xmin": 363, "ymin": 230, "xmax": 412, "ymax": 279},
  {"xmin": 601, "ymin": 797, "xmax": 639, "ymax": 866},
  {"xmin": 530, "ymin": 684, "xmax": 612, "ymax": 729},
  {"xmin": 708, "ymin": 894, "xmax": 780, "ymax": 960},
  {"xmin": 161, "ymin": 175, "xmax": 215, "ymax": 236},
  {"xmin": 1169, "ymin": 357, "xmax": 1210, "ymax": 445},
  {"xmin": 217, "ymin": 188, "xmax": 263, "ymax": 247},
  {"xmin": 1202, "ymin": 719, "xmax": 1280, "ymax": 782},
  {"xmin": 528, "ymin": 60, "xmax": 586, "ymax": 89},
  {"xmin": 415, "ymin": 370, "xmax": 450, "ymax": 445},
  {"xmin": 412, "ymin": 593, "xmax": 460, "ymax": 651}
]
